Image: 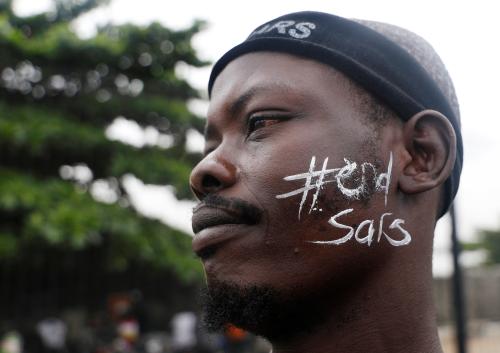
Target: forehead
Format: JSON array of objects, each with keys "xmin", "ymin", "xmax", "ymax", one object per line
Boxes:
[{"xmin": 208, "ymin": 52, "xmax": 356, "ymax": 119}]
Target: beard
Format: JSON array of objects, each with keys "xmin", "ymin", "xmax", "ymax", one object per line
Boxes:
[{"xmin": 200, "ymin": 279, "xmax": 338, "ymax": 342}]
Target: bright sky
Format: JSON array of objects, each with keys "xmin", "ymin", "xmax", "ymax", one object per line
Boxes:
[{"xmin": 13, "ymin": 0, "xmax": 500, "ymax": 276}]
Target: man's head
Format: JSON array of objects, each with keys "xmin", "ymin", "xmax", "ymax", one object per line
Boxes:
[{"xmin": 190, "ymin": 11, "xmax": 462, "ymax": 344}]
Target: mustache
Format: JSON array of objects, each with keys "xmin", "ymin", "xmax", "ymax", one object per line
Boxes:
[{"xmin": 193, "ymin": 194, "xmax": 263, "ymax": 225}]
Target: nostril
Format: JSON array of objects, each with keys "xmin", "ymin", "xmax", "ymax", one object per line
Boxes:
[{"xmin": 202, "ymin": 174, "xmax": 222, "ymax": 191}]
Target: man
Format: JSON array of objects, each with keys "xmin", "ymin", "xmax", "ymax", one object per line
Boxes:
[{"xmin": 190, "ymin": 11, "xmax": 463, "ymax": 353}]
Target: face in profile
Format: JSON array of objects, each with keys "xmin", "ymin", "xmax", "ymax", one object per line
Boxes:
[{"xmin": 190, "ymin": 52, "xmax": 404, "ymax": 335}]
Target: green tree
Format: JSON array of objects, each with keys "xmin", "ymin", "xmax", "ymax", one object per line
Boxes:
[
  {"xmin": 463, "ymin": 226, "xmax": 500, "ymax": 265},
  {"xmin": 0, "ymin": 0, "xmax": 206, "ymax": 281}
]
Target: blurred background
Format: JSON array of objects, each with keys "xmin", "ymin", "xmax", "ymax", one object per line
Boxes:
[{"xmin": 0, "ymin": 0, "xmax": 498, "ymax": 353}]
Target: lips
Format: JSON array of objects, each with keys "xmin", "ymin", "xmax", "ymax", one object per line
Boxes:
[
  {"xmin": 191, "ymin": 196, "xmax": 263, "ymax": 258},
  {"xmin": 192, "ymin": 205, "xmax": 252, "ymax": 233}
]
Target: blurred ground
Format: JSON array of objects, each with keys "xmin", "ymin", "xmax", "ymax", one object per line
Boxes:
[{"xmin": 440, "ymin": 321, "xmax": 500, "ymax": 353}]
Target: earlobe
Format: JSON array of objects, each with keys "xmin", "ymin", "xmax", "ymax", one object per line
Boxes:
[{"xmin": 398, "ymin": 110, "xmax": 457, "ymax": 194}]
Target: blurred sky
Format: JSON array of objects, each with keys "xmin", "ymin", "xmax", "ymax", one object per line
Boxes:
[{"xmin": 13, "ymin": 0, "xmax": 500, "ymax": 276}]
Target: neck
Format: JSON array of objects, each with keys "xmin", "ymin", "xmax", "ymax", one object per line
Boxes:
[{"xmin": 270, "ymin": 240, "xmax": 442, "ymax": 353}]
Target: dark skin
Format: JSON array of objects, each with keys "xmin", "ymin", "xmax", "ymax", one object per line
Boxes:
[{"xmin": 190, "ymin": 52, "xmax": 456, "ymax": 353}]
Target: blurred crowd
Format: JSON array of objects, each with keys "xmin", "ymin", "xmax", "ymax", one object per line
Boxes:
[{"xmin": 0, "ymin": 292, "xmax": 270, "ymax": 353}]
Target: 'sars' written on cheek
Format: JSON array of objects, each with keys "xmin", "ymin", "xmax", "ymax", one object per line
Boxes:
[{"xmin": 275, "ymin": 152, "xmax": 412, "ymax": 247}]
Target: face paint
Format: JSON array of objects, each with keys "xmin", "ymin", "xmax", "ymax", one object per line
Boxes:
[{"xmin": 276, "ymin": 152, "xmax": 412, "ymax": 247}]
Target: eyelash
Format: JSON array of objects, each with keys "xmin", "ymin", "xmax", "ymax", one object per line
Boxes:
[{"xmin": 246, "ymin": 113, "xmax": 289, "ymax": 136}]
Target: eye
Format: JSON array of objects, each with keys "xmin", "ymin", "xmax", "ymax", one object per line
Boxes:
[{"xmin": 247, "ymin": 113, "xmax": 289, "ymax": 136}]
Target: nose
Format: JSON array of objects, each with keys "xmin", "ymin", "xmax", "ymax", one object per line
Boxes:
[{"xmin": 189, "ymin": 152, "xmax": 238, "ymax": 200}]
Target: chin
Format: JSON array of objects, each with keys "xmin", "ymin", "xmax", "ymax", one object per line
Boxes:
[{"xmin": 200, "ymin": 277, "xmax": 332, "ymax": 341}]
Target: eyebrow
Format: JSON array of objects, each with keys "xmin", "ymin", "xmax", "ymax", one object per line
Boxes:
[{"xmin": 204, "ymin": 82, "xmax": 295, "ymax": 140}]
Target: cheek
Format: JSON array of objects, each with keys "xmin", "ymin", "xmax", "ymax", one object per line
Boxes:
[
  {"xmin": 229, "ymin": 160, "xmax": 393, "ymax": 291},
  {"xmin": 238, "ymin": 150, "xmax": 363, "ymax": 237}
]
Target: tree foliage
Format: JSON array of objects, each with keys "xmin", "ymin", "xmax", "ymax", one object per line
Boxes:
[
  {"xmin": 463, "ymin": 226, "xmax": 500, "ymax": 265},
  {"xmin": 0, "ymin": 0, "xmax": 206, "ymax": 281}
]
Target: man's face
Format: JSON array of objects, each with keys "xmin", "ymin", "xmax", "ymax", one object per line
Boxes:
[{"xmin": 190, "ymin": 52, "xmax": 401, "ymax": 300}]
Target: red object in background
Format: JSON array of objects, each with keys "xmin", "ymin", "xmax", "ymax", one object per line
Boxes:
[{"xmin": 225, "ymin": 324, "xmax": 247, "ymax": 342}]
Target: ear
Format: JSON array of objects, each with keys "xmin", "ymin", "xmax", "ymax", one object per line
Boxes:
[{"xmin": 398, "ymin": 109, "xmax": 456, "ymax": 194}]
